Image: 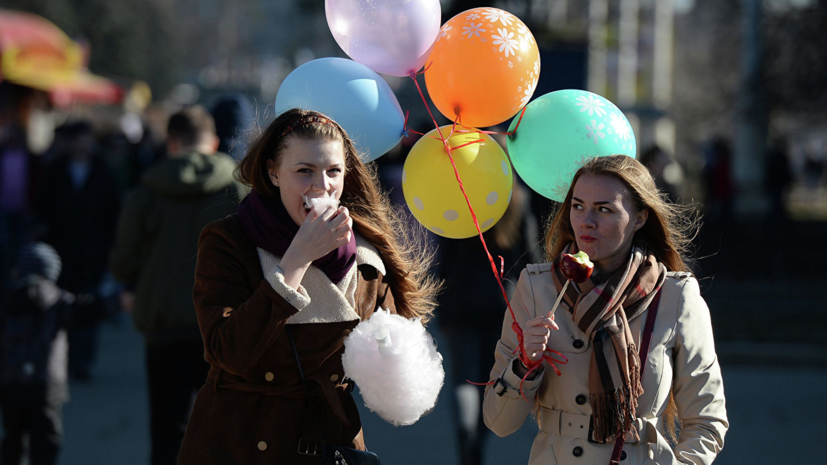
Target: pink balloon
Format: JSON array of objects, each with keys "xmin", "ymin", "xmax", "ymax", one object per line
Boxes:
[{"xmin": 326, "ymin": 0, "xmax": 441, "ymax": 77}]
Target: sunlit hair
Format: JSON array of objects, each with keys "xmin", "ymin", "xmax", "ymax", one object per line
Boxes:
[
  {"xmin": 542, "ymin": 154, "xmax": 701, "ymax": 440},
  {"xmin": 545, "ymin": 154, "xmax": 698, "ymax": 272},
  {"xmin": 235, "ymin": 108, "xmax": 440, "ymax": 321}
]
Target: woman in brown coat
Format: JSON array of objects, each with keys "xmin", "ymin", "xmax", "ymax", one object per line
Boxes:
[
  {"xmin": 483, "ymin": 155, "xmax": 728, "ymax": 464},
  {"xmin": 177, "ymin": 109, "xmax": 439, "ymax": 464}
]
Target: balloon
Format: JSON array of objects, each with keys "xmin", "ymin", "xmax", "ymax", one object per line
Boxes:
[
  {"xmin": 326, "ymin": 0, "xmax": 441, "ymax": 77},
  {"xmin": 424, "ymin": 7, "xmax": 540, "ymax": 128},
  {"xmin": 275, "ymin": 58, "xmax": 404, "ymax": 161},
  {"xmin": 403, "ymin": 126, "xmax": 513, "ymax": 239},
  {"xmin": 507, "ymin": 89, "xmax": 637, "ymax": 202}
]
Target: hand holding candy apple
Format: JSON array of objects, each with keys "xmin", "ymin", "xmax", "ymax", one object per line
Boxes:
[{"xmin": 549, "ymin": 251, "xmax": 594, "ymax": 317}]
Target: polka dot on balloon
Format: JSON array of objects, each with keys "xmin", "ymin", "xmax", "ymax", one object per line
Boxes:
[
  {"xmin": 508, "ymin": 189, "xmax": 513, "ymax": 204},
  {"xmin": 430, "ymin": 226, "xmax": 445, "ymax": 235},
  {"xmin": 443, "ymin": 209, "xmax": 459, "ymax": 221},
  {"xmin": 481, "ymin": 218, "xmax": 494, "ymax": 229},
  {"xmin": 486, "ymin": 191, "xmax": 499, "ymax": 206},
  {"xmin": 402, "ymin": 169, "xmax": 406, "ymax": 184},
  {"xmin": 501, "ymin": 161, "xmax": 509, "ymax": 176},
  {"xmin": 414, "ymin": 197, "xmax": 424, "ymax": 211}
]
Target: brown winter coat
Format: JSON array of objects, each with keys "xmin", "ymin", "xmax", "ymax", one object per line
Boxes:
[{"xmin": 177, "ymin": 215, "xmax": 396, "ymax": 465}]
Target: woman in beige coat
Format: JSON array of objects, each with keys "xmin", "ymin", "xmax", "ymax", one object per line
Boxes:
[{"xmin": 483, "ymin": 155, "xmax": 728, "ymax": 465}]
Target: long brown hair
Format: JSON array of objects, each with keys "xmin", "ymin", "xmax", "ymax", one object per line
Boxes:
[
  {"xmin": 235, "ymin": 108, "xmax": 440, "ymax": 321},
  {"xmin": 545, "ymin": 155, "xmax": 698, "ymax": 271},
  {"xmin": 543, "ymin": 154, "xmax": 700, "ymax": 440}
]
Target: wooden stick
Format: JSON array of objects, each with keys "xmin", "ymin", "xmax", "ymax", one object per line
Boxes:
[{"xmin": 548, "ymin": 279, "xmax": 570, "ymax": 318}]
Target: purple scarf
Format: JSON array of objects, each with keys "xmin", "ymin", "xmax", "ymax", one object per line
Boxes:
[{"xmin": 237, "ymin": 191, "xmax": 356, "ymax": 284}]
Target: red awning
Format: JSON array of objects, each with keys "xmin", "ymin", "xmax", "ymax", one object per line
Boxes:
[{"xmin": 0, "ymin": 9, "xmax": 124, "ymax": 107}]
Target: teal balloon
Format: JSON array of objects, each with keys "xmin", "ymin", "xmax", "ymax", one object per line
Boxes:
[{"xmin": 507, "ymin": 89, "xmax": 636, "ymax": 201}]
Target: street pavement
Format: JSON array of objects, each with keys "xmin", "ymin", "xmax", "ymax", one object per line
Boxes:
[{"xmin": 49, "ymin": 315, "xmax": 827, "ymax": 465}]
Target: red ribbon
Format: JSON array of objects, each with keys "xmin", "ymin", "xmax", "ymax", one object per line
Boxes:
[{"xmin": 407, "ymin": 73, "xmax": 566, "ymax": 400}]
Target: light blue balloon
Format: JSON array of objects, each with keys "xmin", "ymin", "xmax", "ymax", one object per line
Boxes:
[
  {"xmin": 507, "ymin": 89, "xmax": 637, "ymax": 201},
  {"xmin": 275, "ymin": 57, "xmax": 404, "ymax": 161}
]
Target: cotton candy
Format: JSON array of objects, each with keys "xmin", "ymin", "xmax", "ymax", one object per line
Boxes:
[
  {"xmin": 342, "ymin": 309, "xmax": 444, "ymax": 426},
  {"xmin": 303, "ymin": 191, "xmax": 339, "ymax": 214}
]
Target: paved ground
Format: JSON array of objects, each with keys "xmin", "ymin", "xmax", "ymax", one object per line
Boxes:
[{"xmin": 46, "ymin": 316, "xmax": 826, "ymax": 465}]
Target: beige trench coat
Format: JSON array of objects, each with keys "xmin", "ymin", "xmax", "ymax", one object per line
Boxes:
[{"xmin": 483, "ymin": 264, "xmax": 728, "ymax": 465}]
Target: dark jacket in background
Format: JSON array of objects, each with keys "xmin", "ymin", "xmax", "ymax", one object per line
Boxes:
[
  {"xmin": 110, "ymin": 151, "xmax": 248, "ymax": 343},
  {"xmin": 0, "ymin": 276, "xmax": 72, "ymax": 403},
  {"xmin": 436, "ymin": 187, "xmax": 542, "ymax": 327},
  {"xmin": 35, "ymin": 155, "xmax": 120, "ymax": 293}
]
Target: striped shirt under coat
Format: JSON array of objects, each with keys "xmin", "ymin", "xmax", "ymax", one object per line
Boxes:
[{"xmin": 483, "ymin": 264, "xmax": 728, "ymax": 465}]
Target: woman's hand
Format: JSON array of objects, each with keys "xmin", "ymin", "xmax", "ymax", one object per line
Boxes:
[
  {"xmin": 522, "ymin": 315, "xmax": 559, "ymax": 363},
  {"xmin": 279, "ymin": 203, "xmax": 353, "ymax": 289}
]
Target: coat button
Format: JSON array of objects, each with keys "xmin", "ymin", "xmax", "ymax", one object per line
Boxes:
[
  {"xmin": 573, "ymin": 339, "xmax": 585, "ymax": 349},
  {"xmin": 575, "ymin": 394, "xmax": 587, "ymax": 405},
  {"xmin": 257, "ymin": 441, "xmax": 267, "ymax": 451},
  {"xmin": 330, "ymin": 374, "xmax": 339, "ymax": 382},
  {"xmin": 264, "ymin": 372, "xmax": 274, "ymax": 382},
  {"xmin": 621, "ymin": 451, "xmax": 627, "ymax": 460},
  {"xmin": 573, "ymin": 446, "xmax": 583, "ymax": 457}
]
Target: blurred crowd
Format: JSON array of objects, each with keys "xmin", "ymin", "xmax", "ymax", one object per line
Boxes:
[{"xmin": 0, "ymin": 80, "xmax": 254, "ymax": 464}]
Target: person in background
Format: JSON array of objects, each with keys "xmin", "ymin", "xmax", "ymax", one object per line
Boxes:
[
  {"xmin": 210, "ymin": 93, "xmax": 253, "ymax": 161},
  {"xmin": 639, "ymin": 145, "xmax": 685, "ymax": 203},
  {"xmin": 0, "ymin": 242, "xmax": 72, "ymax": 465},
  {"xmin": 109, "ymin": 105, "xmax": 247, "ymax": 465},
  {"xmin": 35, "ymin": 120, "xmax": 120, "ymax": 381},
  {"xmin": 437, "ymin": 180, "xmax": 541, "ymax": 465},
  {"xmin": 483, "ymin": 155, "xmax": 727, "ymax": 465},
  {"xmin": 0, "ymin": 83, "xmax": 47, "ymax": 295}
]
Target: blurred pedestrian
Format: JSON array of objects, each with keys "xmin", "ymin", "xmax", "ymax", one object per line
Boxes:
[
  {"xmin": 210, "ymin": 93, "xmax": 253, "ymax": 161},
  {"xmin": 765, "ymin": 137, "xmax": 793, "ymax": 224},
  {"xmin": 701, "ymin": 137, "xmax": 734, "ymax": 232},
  {"xmin": 177, "ymin": 109, "xmax": 439, "ymax": 464},
  {"xmin": 437, "ymin": 180, "xmax": 541, "ymax": 465},
  {"xmin": 0, "ymin": 83, "xmax": 46, "ymax": 294},
  {"xmin": 34, "ymin": 120, "xmax": 120, "ymax": 381},
  {"xmin": 639, "ymin": 145, "xmax": 685, "ymax": 202},
  {"xmin": 802, "ymin": 147, "xmax": 824, "ymax": 190},
  {"xmin": 483, "ymin": 155, "xmax": 728, "ymax": 464},
  {"xmin": 0, "ymin": 242, "xmax": 71, "ymax": 465},
  {"xmin": 109, "ymin": 105, "xmax": 247, "ymax": 465}
]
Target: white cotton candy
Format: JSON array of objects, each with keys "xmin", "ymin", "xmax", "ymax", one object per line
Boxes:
[
  {"xmin": 303, "ymin": 191, "xmax": 339, "ymax": 214},
  {"xmin": 342, "ymin": 309, "xmax": 445, "ymax": 426}
]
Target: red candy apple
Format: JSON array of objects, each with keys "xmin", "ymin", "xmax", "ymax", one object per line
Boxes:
[{"xmin": 560, "ymin": 251, "xmax": 594, "ymax": 283}]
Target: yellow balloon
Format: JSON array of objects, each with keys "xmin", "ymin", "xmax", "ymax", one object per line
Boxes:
[{"xmin": 403, "ymin": 126, "xmax": 513, "ymax": 239}]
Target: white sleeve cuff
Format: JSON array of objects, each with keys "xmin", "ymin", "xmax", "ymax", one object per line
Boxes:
[{"xmin": 264, "ymin": 265, "xmax": 311, "ymax": 311}]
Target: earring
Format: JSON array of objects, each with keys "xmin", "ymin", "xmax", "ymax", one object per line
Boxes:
[{"xmin": 273, "ymin": 180, "xmax": 279, "ymax": 187}]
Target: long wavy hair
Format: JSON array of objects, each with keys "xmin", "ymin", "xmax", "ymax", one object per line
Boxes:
[
  {"xmin": 545, "ymin": 155, "xmax": 698, "ymax": 271},
  {"xmin": 235, "ymin": 108, "xmax": 440, "ymax": 321},
  {"xmin": 544, "ymin": 154, "xmax": 701, "ymax": 440}
]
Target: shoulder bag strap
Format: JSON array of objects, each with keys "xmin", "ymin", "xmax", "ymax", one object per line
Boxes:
[
  {"xmin": 610, "ymin": 288, "xmax": 662, "ymax": 465},
  {"xmin": 286, "ymin": 326, "xmax": 326, "ymax": 445}
]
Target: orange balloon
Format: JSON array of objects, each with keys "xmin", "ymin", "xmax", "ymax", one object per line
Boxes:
[{"xmin": 424, "ymin": 7, "xmax": 540, "ymax": 128}]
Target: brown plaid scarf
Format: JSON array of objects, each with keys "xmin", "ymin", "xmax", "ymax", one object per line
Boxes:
[{"xmin": 551, "ymin": 243, "xmax": 666, "ymax": 442}]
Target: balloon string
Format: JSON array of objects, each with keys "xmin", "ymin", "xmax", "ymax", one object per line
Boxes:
[
  {"xmin": 409, "ymin": 73, "xmax": 562, "ymax": 398},
  {"xmin": 410, "ymin": 61, "xmax": 433, "ymax": 77},
  {"xmin": 507, "ymin": 106, "xmax": 527, "ymax": 136},
  {"xmin": 451, "ymin": 138, "xmax": 485, "ymax": 150}
]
